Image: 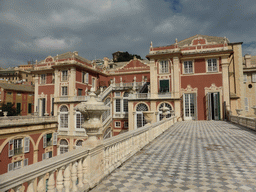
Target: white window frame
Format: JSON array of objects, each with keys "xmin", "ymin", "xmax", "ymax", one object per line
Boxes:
[
  {"xmin": 41, "ymin": 74, "xmax": 46, "ymax": 84},
  {"xmin": 124, "ymin": 121, "xmax": 128, "ymax": 128},
  {"xmin": 183, "ymin": 61, "xmax": 193, "ymax": 74},
  {"xmin": 123, "ymin": 92, "xmax": 129, "ymax": 113},
  {"xmin": 62, "ymin": 70, "xmax": 68, "ymax": 81},
  {"xmin": 61, "ymin": 86, "xmax": 68, "ymax": 96},
  {"xmin": 75, "ymin": 111, "xmax": 85, "ymax": 129},
  {"xmin": 252, "ymin": 73, "xmax": 256, "ymax": 83},
  {"xmin": 159, "ymin": 60, "xmax": 169, "ymax": 74},
  {"xmin": 206, "ymin": 58, "xmax": 218, "ymax": 72},
  {"xmin": 59, "ymin": 139, "xmax": 69, "ymax": 155},
  {"xmin": 115, "ymin": 121, "xmax": 121, "ymax": 128},
  {"xmin": 59, "ymin": 106, "xmax": 69, "ymax": 129}
]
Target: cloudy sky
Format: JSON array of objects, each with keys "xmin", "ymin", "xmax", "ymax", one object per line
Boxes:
[{"xmin": 0, "ymin": 0, "xmax": 256, "ymax": 68}]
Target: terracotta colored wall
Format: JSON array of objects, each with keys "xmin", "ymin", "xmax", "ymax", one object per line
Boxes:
[{"xmin": 181, "ymin": 74, "xmax": 222, "ymax": 120}]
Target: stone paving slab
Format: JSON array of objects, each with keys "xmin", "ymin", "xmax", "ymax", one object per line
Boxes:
[{"xmin": 91, "ymin": 121, "xmax": 256, "ymax": 192}]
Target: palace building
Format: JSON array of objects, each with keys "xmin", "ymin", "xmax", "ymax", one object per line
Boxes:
[{"xmin": 31, "ymin": 34, "xmax": 245, "ymax": 151}]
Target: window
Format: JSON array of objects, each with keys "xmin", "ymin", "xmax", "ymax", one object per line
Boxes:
[
  {"xmin": 123, "ymin": 92, "xmax": 129, "ymax": 112},
  {"xmin": 115, "ymin": 92, "xmax": 121, "ymax": 97},
  {"xmin": 14, "ymin": 139, "xmax": 23, "ymax": 155},
  {"xmin": 16, "ymin": 103, "xmax": 21, "ymax": 115},
  {"xmin": 60, "ymin": 139, "xmax": 69, "ymax": 154},
  {"xmin": 41, "ymin": 74, "xmax": 46, "ymax": 84},
  {"xmin": 115, "ymin": 99, "xmax": 121, "ymax": 112},
  {"xmin": 62, "ymin": 70, "xmax": 68, "ymax": 81},
  {"xmin": 115, "ymin": 121, "xmax": 121, "ymax": 127},
  {"xmin": 8, "ymin": 159, "xmax": 28, "ymax": 172},
  {"xmin": 43, "ymin": 133, "xmax": 57, "ymax": 148},
  {"xmin": 13, "ymin": 161, "xmax": 22, "ymax": 170},
  {"xmin": 159, "ymin": 80, "xmax": 169, "ymax": 93},
  {"xmin": 42, "ymin": 151, "xmax": 52, "ymax": 160},
  {"xmin": 85, "ymin": 73, "xmax": 89, "ymax": 83},
  {"xmin": 184, "ymin": 61, "xmax": 193, "ymax": 74},
  {"xmin": 92, "ymin": 78, "xmax": 95, "ymax": 89},
  {"xmin": 78, "ymin": 89, "xmax": 82, "ymax": 96},
  {"xmin": 207, "ymin": 59, "xmax": 217, "ymax": 72},
  {"xmin": 102, "ymin": 98, "xmax": 111, "ymax": 123},
  {"xmin": 159, "ymin": 60, "xmax": 169, "ymax": 73},
  {"xmin": 76, "ymin": 111, "xmax": 84, "ymax": 129},
  {"xmin": 7, "ymin": 92, "xmax": 12, "ymax": 95},
  {"xmin": 252, "ymin": 73, "xmax": 256, "ymax": 83},
  {"xmin": 62, "ymin": 86, "xmax": 68, "ymax": 96},
  {"xmin": 28, "ymin": 103, "xmax": 32, "ymax": 113},
  {"xmin": 60, "ymin": 106, "xmax": 69, "ymax": 128},
  {"xmin": 243, "ymin": 74, "xmax": 247, "ymax": 83},
  {"xmin": 136, "ymin": 103, "xmax": 148, "ymax": 128},
  {"xmin": 124, "ymin": 121, "xmax": 128, "ymax": 128}
]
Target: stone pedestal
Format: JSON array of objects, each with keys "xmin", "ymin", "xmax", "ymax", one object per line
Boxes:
[
  {"xmin": 236, "ymin": 109, "xmax": 243, "ymax": 116},
  {"xmin": 75, "ymin": 91, "xmax": 109, "ymax": 148},
  {"xmin": 142, "ymin": 111, "xmax": 154, "ymax": 125}
]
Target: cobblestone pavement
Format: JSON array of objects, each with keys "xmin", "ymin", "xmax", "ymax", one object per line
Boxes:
[{"xmin": 91, "ymin": 121, "xmax": 256, "ymax": 192}]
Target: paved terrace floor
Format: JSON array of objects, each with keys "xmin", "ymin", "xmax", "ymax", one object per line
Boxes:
[{"xmin": 91, "ymin": 121, "xmax": 256, "ymax": 192}]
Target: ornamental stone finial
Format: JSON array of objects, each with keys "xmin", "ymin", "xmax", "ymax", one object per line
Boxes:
[
  {"xmin": 175, "ymin": 38, "xmax": 178, "ymax": 44},
  {"xmin": 150, "ymin": 41, "xmax": 153, "ymax": 48}
]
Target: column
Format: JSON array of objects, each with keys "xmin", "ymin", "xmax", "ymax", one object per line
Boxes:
[
  {"xmin": 173, "ymin": 56, "xmax": 180, "ymax": 98},
  {"xmin": 69, "ymin": 68, "xmax": 76, "ymax": 96}
]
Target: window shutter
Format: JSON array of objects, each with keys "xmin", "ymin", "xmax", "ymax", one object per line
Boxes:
[
  {"xmin": 43, "ymin": 134, "xmax": 47, "ymax": 148},
  {"xmin": 42, "ymin": 153, "xmax": 46, "ymax": 160},
  {"xmin": 8, "ymin": 163, "xmax": 13, "ymax": 172},
  {"xmin": 53, "ymin": 132, "xmax": 57, "ymax": 145},
  {"xmin": 245, "ymin": 98, "xmax": 249, "ymax": 111},
  {"xmin": 24, "ymin": 137, "xmax": 30, "ymax": 153},
  {"xmin": 8, "ymin": 139, "xmax": 14, "ymax": 157},
  {"xmin": 24, "ymin": 158, "xmax": 28, "ymax": 166}
]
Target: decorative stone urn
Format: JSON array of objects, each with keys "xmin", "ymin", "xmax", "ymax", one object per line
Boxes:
[
  {"xmin": 142, "ymin": 111, "xmax": 154, "ymax": 125},
  {"xmin": 161, "ymin": 106, "xmax": 170, "ymax": 119},
  {"xmin": 252, "ymin": 106, "xmax": 256, "ymax": 116},
  {"xmin": 3, "ymin": 111, "xmax": 8, "ymax": 117},
  {"xmin": 235, "ymin": 109, "xmax": 243, "ymax": 116},
  {"xmin": 75, "ymin": 90, "xmax": 109, "ymax": 147}
]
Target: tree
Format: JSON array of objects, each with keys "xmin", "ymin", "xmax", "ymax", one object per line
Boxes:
[
  {"xmin": 0, "ymin": 103, "xmax": 20, "ymax": 116},
  {"xmin": 115, "ymin": 52, "xmax": 142, "ymax": 62}
]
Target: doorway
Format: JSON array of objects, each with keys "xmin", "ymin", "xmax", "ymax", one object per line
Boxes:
[
  {"xmin": 183, "ymin": 93, "xmax": 196, "ymax": 121},
  {"xmin": 206, "ymin": 92, "xmax": 220, "ymax": 120}
]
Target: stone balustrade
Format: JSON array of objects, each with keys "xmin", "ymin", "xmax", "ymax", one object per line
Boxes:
[
  {"xmin": 0, "ymin": 116, "xmax": 177, "ymax": 192},
  {"xmin": 0, "ymin": 116, "xmax": 57, "ymax": 127},
  {"xmin": 54, "ymin": 95, "xmax": 91, "ymax": 103},
  {"xmin": 230, "ymin": 115, "xmax": 256, "ymax": 130}
]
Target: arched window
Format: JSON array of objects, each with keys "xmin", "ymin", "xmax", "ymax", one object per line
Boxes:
[
  {"xmin": 136, "ymin": 103, "xmax": 148, "ymax": 128},
  {"xmin": 59, "ymin": 139, "xmax": 68, "ymax": 154},
  {"xmin": 159, "ymin": 103, "xmax": 172, "ymax": 121},
  {"xmin": 103, "ymin": 127, "xmax": 112, "ymax": 139},
  {"xmin": 60, "ymin": 106, "xmax": 68, "ymax": 129},
  {"xmin": 76, "ymin": 140, "xmax": 83, "ymax": 148},
  {"xmin": 102, "ymin": 98, "xmax": 111, "ymax": 123}
]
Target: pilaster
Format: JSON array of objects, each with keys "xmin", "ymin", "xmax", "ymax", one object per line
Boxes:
[
  {"xmin": 70, "ymin": 68, "xmax": 76, "ymax": 96},
  {"xmin": 128, "ymin": 101, "xmax": 134, "ymax": 131},
  {"xmin": 34, "ymin": 75, "xmax": 39, "ymax": 113},
  {"xmin": 150, "ymin": 59, "xmax": 158, "ymax": 98},
  {"xmin": 173, "ymin": 57, "xmax": 180, "ymax": 98},
  {"xmin": 221, "ymin": 56, "xmax": 230, "ymax": 111}
]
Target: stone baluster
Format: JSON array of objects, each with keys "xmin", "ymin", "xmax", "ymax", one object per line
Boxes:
[
  {"xmin": 105, "ymin": 147, "xmax": 109, "ymax": 170},
  {"xmin": 110, "ymin": 146, "xmax": 113, "ymax": 166},
  {"xmin": 64, "ymin": 165, "xmax": 71, "ymax": 192},
  {"xmin": 82, "ymin": 158, "xmax": 89, "ymax": 187},
  {"xmin": 56, "ymin": 168, "xmax": 64, "ymax": 192},
  {"xmin": 13, "ymin": 185, "xmax": 22, "ymax": 192},
  {"xmin": 71, "ymin": 162, "xmax": 78, "ymax": 191},
  {"xmin": 77, "ymin": 159, "xmax": 83, "ymax": 188},
  {"xmin": 115, "ymin": 144, "xmax": 118, "ymax": 163},
  {"xmin": 27, "ymin": 179, "xmax": 35, "ymax": 192},
  {"xmin": 47, "ymin": 171, "xmax": 55, "ymax": 192},
  {"xmin": 37, "ymin": 176, "xmax": 45, "ymax": 192}
]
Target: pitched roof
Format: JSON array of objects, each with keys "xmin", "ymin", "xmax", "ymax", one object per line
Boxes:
[{"xmin": 0, "ymin": 83, "xmax": 34, "ymax": 92}]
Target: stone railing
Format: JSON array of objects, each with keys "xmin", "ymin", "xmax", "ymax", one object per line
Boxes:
[
  {"xmin": 0, "ymin": 116, "xmax": 177, "ymax": 192},
  {"xmin": 54, "ymin": 95, "xmax": 90, "ymax": 103},
  {"xmin": 129, "ymin": 93, "xmax": 150, "ymax": 99},
  {"xmin": 0, "ymin": 116, "xmax": 57, "ymax": 127},
  {"xmin": 98, "ymin": 85, "xmax": 113, "ymax": 101},
  {"xmin": 230, "ymin": 115, "xmax": 256, "ymax": 130}
]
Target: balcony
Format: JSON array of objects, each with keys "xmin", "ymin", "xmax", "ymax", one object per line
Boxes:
[
  {"xmin": 54, "ymin": 95, "xmax": 91, "ymax": 103},
  {"xmin": 128, "ymin": 92, "xmax": 174, "ymax": 100},
  {"xmin": 0, "ymin": 116, "xmax": 57, "ymax": 127}
]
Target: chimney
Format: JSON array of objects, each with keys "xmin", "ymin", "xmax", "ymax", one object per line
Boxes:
[
  {"xmin": 73, "ymin": 51, "xmax": 78, "ymax": 56},
  {"xmin": 245, "ymin": 54, "xmax": 251, "ymax": 68},
  {"xmin": 104, "ymin": 57, "xmax": 109, "ymax": 68}
]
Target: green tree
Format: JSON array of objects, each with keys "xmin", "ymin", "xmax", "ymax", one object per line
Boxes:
[{"xmin": 0, "ymin": 103, "xmax": 20, "ymax": 116}]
